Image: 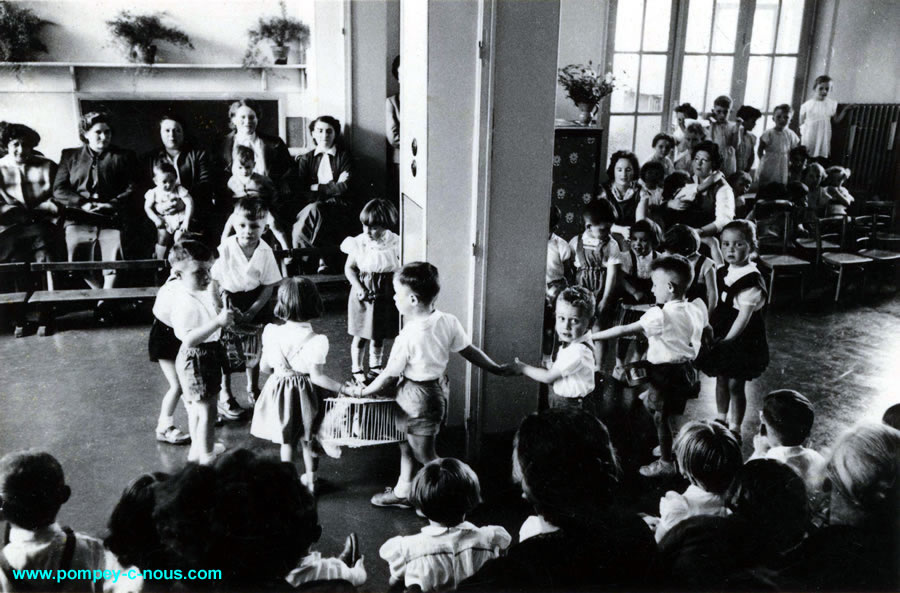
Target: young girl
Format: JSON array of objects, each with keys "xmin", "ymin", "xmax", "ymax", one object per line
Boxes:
[
  {"xmin": 800, "ymin": 75, "xmax": 853, "ymax": 162},
  {"xmin": 379, "ymin": 458, "xmax": 511, "ymax": 592},
  {"xmin": 823, "ymin": 166, "xmax": 855, "ymax": 215},
  {"xmin": 698, "ymin": 220, "xmax": 768, "ymax": 441},
  {"xmin": 734, "ymin": 105, "xmax": 762, "ymax": 174},
  {"xmin": 757, "ymin": 104, "xmax": 801, "ymax": 186},
  {"xmin": 341, "ymin": 199, "xmax": 400, "ymax": 387},
  {"xmin": 144, "ymin": 160, "xmax": 194, "ymax": 260},
  {"xmin": 250, "ymin": 277, "xmax": 344, "ymax": 492},
  {"xmin": 662, "ymin": 224, "xmax": 717, "ymax": 309}
]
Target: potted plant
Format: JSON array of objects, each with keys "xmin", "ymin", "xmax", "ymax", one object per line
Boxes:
[
  {"xmin": 244, "ymin": 0, "xmax": 310, "ymax": 66},
  {"xmin": 0, "ymin": 1, "xmax": 52, "ymax": 62},
  {"xmin": 558, "ymin": 62, "xmax": 615, "ymax": 125},
  {"xmin": 106, "ymin": 11, "xmax": 193, "ymax": 65}
]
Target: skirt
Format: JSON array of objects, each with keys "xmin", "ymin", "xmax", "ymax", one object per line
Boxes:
[
  {"xmin": 148, "ymin": 319, "xmax": 181, "ymax": 362},
  {"xmin": 697, "ymin": 307, "xmax": 769, "ymax": 380},
  {"xmin": 347, "ymin": 271, "xmax": 399, "ymax": 340},
  {"xmin": 225, "ymin": 286, "xmax": 275, "ymax": 325},
  {"xmin": 250, "ymin": 372, "xmax": 323, "ymax": 445}
]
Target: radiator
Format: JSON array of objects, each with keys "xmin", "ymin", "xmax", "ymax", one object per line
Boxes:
[{"xmin": 832, "ymin": 103, "xmax": 900, "ymax": 200}]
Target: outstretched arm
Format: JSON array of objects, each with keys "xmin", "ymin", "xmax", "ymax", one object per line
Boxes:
[
  {"xmin": 590, "ymin": 321, "xmax": 644, "ymax": 342},
  {"xmin": 459, "ymin": 345, "xmax": 516, "ymax": 375},
  {"xmin": 513, "ymin": 358, "xmax": 563, "ymax": 385},
  {"xmin": 355, "ymin": 372, "xmax": 400, "ymax": 397},
  {"xmin": 309, "ymin": 363, "xmax": 344, "ymax": 394}
]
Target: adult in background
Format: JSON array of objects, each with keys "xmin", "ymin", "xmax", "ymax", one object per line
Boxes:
[
  {"xmin": 53, "ymin": 111, "xmax": 139, "ymax": 319},
  {"xmin": 293, "ymin": 115, "xmax": 354, "ymax": 273},
  {"xmin": 143, "ymin": 114, "xmax": 214, "ymax": 242},
  {"xmin": 385, "ymin": 55, "xmax": 401, "ymax": 205}
]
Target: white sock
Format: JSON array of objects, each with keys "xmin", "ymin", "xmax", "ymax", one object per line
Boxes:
[
  {"xmin": 369, "ymin": 345, "xmax": 384, "ymax": 369},
  {"xmin": 157, "ymin": 415, "xmax": 175, "ymax": 432},
  {"xmin": 393, "ymin": 479, "xmax": 411, "ymax": 499}
]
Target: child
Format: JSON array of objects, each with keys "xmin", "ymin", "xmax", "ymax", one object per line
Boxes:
[
  {"xmin": 697, "ymin": 220, "xmax": 769, "ymax": 441},
  {"xmin": 212, "ymin": 197, "xmax": 283, "ymax": 416},
  {"xmin": 343, "ymin": 262, "xmax": 514, "ymax": 508},
  {"xmin": 515, "ymin": 287, "xmax": 597, "ymax": 413},
  {"xmin": 648, "ymin": 133, "xmax": 675, "ymax": 176},
  {"xmin": 672, "ymin": 103, "xmax": 699, "ymax": 145},
  {"xmin": 882, "ymin": 403, "xmax": 900, "ymax": 431},
  {"xmin": 379, "ymin": 458, "xmax": 511, "ymax": 592},
  {"xmin": 250, "ymin": 277, "xmax": 345, "ymax": 492},
  {"xmin": 144, "ymin": 160, "xmax": 194, "ymax": 260},
  {"xmin": 635, "ymin": 161, "xmax": 666, "ymax": 223},
  {"xmin": 734, "ymin": 105, "xmax": 762, "ymax": 174},
  {"xmin": 0, "ymin": 451, "xmax": 106, "ymax": 592},
  {"xmin": 544, "ymin": 206, "xmax": 572, "ymax": 360},
  {"xmin": 651, "ymin": 420, "xmax": 743, "ymax": 542},
  {"xmin": 750, "ymin": 389, "xmax": 826, "ymax": 494},
  {"xmin": 803, "ymin": 162, "xmax": 828, "ymax": 217},
  {"xmin": 800, "ymin": 75, "xmax": 853, "ymax": 161},
  {"xmin": 706, "ymin": 95, "xmax": 739, "ymax": 176},
  {"xmin": 727, "ymin": 171, "xmax": 753, "ymax": 218},
  {"xmin": 823, "ymin": 166, "xmax": 854, "ymax": 215},
  {"xmin": 221, "ymin": 145, "xmax": 289, "ymax": 250},
  {"xmin": 590, "ymin": 256, "xmax": 708, "ymax": 477},
  {"xmin": 788, "ymin": 145, "xmax": 809, "ymax": 184},
  {"xmin": 148, "ymin": 273, "xmax": 190, "ymax": 445},
  {"xmin": 662, "ymin": 224, "xmax": 717, "ymax": 309},
  {"xmin": 673, "ymin": 122, "xmax": 707, "ymax": 173},
  {"xmin": 170, "ymin": 240, "xmax": 234, "ymax": 464},
  {"xmin": 757, "ymin": 104, "xmax": 801, "ymax": 186},
  {"xmin": 568, "ymin": 199, "xmax": 621, "ymax": 366},
  {"xmin": 341, "ymin": 198, "xmax": 401, "ymax": 387}
]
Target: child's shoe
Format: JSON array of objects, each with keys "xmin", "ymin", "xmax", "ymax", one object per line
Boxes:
[
  {"xmin": 156, "ymin": 426, "xmax": 191, "ymax": 445},
  {"xmin": 370, "ymin": 487, "xmax": 412, "ymax": 509},
  {"xmin": 217, "ymin": 396, "xmax": 247, "ymax": 421},
  {"xmin": 639, "ymin": 459, "xmax": 676, "ymax": 477}
]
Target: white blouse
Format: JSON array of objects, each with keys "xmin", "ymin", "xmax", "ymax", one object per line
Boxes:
[
  {"xmin": 261, "ymin": 323, "xmax": 329, "ymax": 375},
  {"xmin": 340, "ymin": 231, "xmax": 401, "ymax": 273}
]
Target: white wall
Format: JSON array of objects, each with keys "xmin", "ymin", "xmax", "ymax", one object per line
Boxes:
[{"xmin": 555, "ymin": 0, "xmax": 607, "ymax": 122}]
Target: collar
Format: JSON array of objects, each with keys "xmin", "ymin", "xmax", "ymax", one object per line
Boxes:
[
  {"xmin": 420, "ymin": 521, "xmax": 475, "ymax": 536},
  {"xmin": 725, "ymin": 262, "xmax": 759, "ymax": 282},
  {"xmin": 562, "ymin": 332, "xmax": 592, "ymax": 348},
  {"xmin": 234, "ymin": 133, "xmax": 259, "ymax": 145},
  {"xmin": 314, "ymin": 145, "xmax": 337, "ymax": 157},
  {"xmin": 8, "ymin": 523, "xmax": 63, "ymax": 544}
]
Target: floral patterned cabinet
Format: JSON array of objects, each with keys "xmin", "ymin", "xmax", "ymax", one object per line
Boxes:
[{"xmin": 551, "ymin": 124, "xmax": 605, "ymax": 240}]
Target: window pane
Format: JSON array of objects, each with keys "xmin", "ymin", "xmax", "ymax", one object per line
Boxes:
[
  {"xmin": 706, "ymin": 56, "xmax": 733, "ymax": 108},
  {"xmin": 615, "ymin": 0, "xmax": 644, "ymax": 52},
  {"xmin": 638, "ymin": 55, "xmax": 667, "ymax": 112},
  {"xmin": 636, "ymin": 116, "xmax": 663, "ymax": 162},
  {"xmin": 643, "ymin": 0, "xmax": 672, "ymax": 51},
  {"xmin": 685, "ymin": 0, "xmax": 713, "ymax": 53},
  {"xmin": 711, "ymin": 0, "xmax": 739, "ymax": 53},
  {"xmin": 680, "ymin": 55, "xmax": 708, "ymax": 108},
  {"xmin": 768, "ymin": 56, "xmax": 797, "ymax": 112},
  {"xmin": 611, "ymin": 53, "xmax": 640, "ymax": 112},
  {"xmin": 751, "ymin": 0, "xmax": 779, "ymax": 54},
  {"xmin": 609, "ymin": 116, "xmax": 636, "ymax": 153},
  {"xmin": 776, "ymin": 0, "xmax": 805, "ymax": 53},
  {"xmin": 745, "ymin": 56, "xmax": 771, "ymax": 111}
]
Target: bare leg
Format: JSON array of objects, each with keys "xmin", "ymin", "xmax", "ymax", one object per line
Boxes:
[
  {"xmin": 280, "ymin": 443, "xmax": 295, "ymax": 463},
  {"xmin": 728, "ymin": 378, "xmax": 747, "ymax": 433},
  {"xmin": 186, "ymin": 403, "xmax": 200, "ymax": 462},
  {"xmin": 220, "ymin": 372, "xmax": 233, "ymax": 400},
  {"xmin": 655, "ymin": 410, "xmax": 675, "ymax": 462},
  {"xmin": 157, "ymin": 360, "xmax": 183, "ymax": 428},
  {"xmin": 407, "ymin": 434, "xmax": 439, "ymax": 465},
  {"xmin": 245, "ymin": 366, "xmax": 260, "ymax": 397},
  {"xmin": 715, "ymin": 375, "xmax": 730, "ymax": 422},
  {"xmin": 398, "ymin": 441, "xmax": 417, "ymax": 487},
  {"xmin": 301, "ymin": 440, "xmax": 318, "ymax": 493},
  {"xmin": 196, "ymin": 400, "xmax": 216, "ymax": 464},
  {"xmin": 351, "ymin": 336, "xmax": 367, "ymax": 373}
]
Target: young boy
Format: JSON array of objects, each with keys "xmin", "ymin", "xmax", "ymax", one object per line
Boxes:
[
  {"xmin": 516, "ymin": 286, "xmax": 597, "ymax": 414},
  {"xmin": 221, "ymin": 145, "xmax": 289, "ymax": 250},
  {"xmin": 648, "ymin": 133, "xmax": 675, "ymax": 177},
  {"xmin": 590, "ymin": 256, "xmax": 708, "ymax": 477},
  {"xmin": 343, "ymin": 262, "xmax": 515, "ymax": 508},
  {"xmin": 144, "ymin": 160, "xmax": 194, "ymax": 260},
  {"xmin": 706, "ymin": 95, "xmax": 738, "ymax": 176},
  {"xmin": 170, "ymin": 241, "xmax": 234, "ymax": 464},
  {"xmin": 545, "ymin": 206, "xmax": 572, "ymax": 362},
  {"xmin": 735, "ymin": 105, "xmax": 762, "ymax": 174},
  {"xmin": 750, "ymin": 389, "xmax": 826, "ymax": 494},
  {"xmin": 212, "ymin": 198, "xmax": 283, "ymax": 416},
  {"xmin": 0, "ymin": 451, "xmax": 106, "ymax": 592}
]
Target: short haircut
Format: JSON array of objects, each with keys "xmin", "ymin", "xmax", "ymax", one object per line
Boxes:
[
  {"xmin": 104, "ymin": 472, "xmax": 170, "ymax": 570},
  {"xmin": 308, "ymin": 115, "xmax": 342, "ymax": 143},
  {"xmin": 158, "ymin": 113, "xmax": 186, "ymax": 130},
  {"xmin": 549, "ymin": 205, "xmax": 561, "ymax": 230},
  {"xmin": 80, "ymin": 111, "xmax": 111, "ymax": 142},
  {"xmin": 168, "ymin": 240, "xmax": 215, "ymax": 267},
  {"xmin": 674, "ymin": 103, "xmax": 698, "ymax": 120},
  {"xmin": 762, "ymin": 389, "xmax": 815, "ymax": 446},
  {"xmin": 825, "ymin": 165, "xmax": 851, "ymax": 181},
  {"xmin": 1, "ymin": 123, "xmax": 41, "ymax": 149},
  {"xmin": 228, "ymin": 99, "xmax": 261, "ymax": 129},
  {"xmin": 736, "ymin": 105, "xmax": 762, "ymax": 121},
  {"xmin": 631, "ymin": 218, "xmax": 662, "ymax": 247},
  {"xmin": 804, "ymin": 162, "xmax": 826, "ymax": 182},
  {"xmin": 773, "ymin": 103, "xmax": 793, "ymax": 116},
  {"xmin": 652, "ymin": 133, "xmax": 675, "ymax": 148},
  {"xmin": 0, "ymin": 450, "xmax": 67, "ymax": 529},
  {"xmin": 583, "ymin": 198, "xmax": 617, "ymax": 225},
  {"xmin": 650, "ymin": 255, "xmax": 693, "ymax": 295},
  {"xmin": 727, "ymin": 171, "xmax": 753, "ymax": 193},
  {"xmin": 395, "ymin": 261, "xmax": 440, "ymax": 305},
  {"xmin": 556, "ymin": 286, "xmax": 595, "ymax": 320},
  {"xmin": 391, "ymin": 55, "xmax": 400, "ymax": 80},
  {"xmin": 713, "ymin": 95, "xmax": 733, "ymax": 109},
  {"xmin": 882, "ymin": 404, "xmax": 900, "ymax": 431},
  {"xmin": 684, "ymin": 121, "xmax": 707, "ymax": 140},
  {"xmin": 813, "ymin": 75, "xmax": 832, "ymax": 88},
  {"xmin": 409, "ymin": 458, "xmax": 481, "ymax": 526},
  {"xmin": 233, "ymin": 197, "xmax": 269, "ymax": 221},
  {"xmin": 721, "ymin": 219, "xmax": 759, "ymax": 252},
  {"xmin": 274, "ymin": 277, "xmax": 323, "ymax": 322},
  {"xmin": 153, "ymin": 160, "xmax": 178, "ymax": 178},
  {"xmin": 663, "ymin": 224, "xmax": 701, "ymax": 256},
  {"xmin": 359, "ymin": 198, "xmax": 398, "ymax": 229},
  {"xmin": 606, "ymin": 150, "xmax": 641, "ymax": 183},
  {"xmin": 662, "ymin": 171, "xmax": 692, "ymax": 203},
  {"xmin": 234, "ymin": 144, "xmax": 256, "ymax": 168},
  {"xmin": 826, "ymin": 423, "xmax": 900, "ymax": 522},
  {"xmin": 674, "ymin": 421, "xmax": 743, "ymax": 494},
  {"xmin": 789, "ymin": 145, "xmax": 809, "ymax": 163},
  {"xmin": 640, "ymin": 160, "xmax": 666, "ymax": 184},
  {"xmin": 692, "ymin": 140, "xmax": 722, "ymax": 170}
]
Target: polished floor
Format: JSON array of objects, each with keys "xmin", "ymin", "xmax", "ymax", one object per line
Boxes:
[{"xmin": 1, "ymin": 291, "xmax": 898, "ymax": 589}]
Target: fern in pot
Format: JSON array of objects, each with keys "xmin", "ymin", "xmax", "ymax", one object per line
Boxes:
[
  {"xmin": 106, "ymin": 11, "xmax": 193, "ymax": 65},
  {"xmin": 0, "ymin": 1, "xmax": 53, "ymax": 63},
  {"xmin": 244, "ymin": 1, "xmax": 310, "ymax": 66}
]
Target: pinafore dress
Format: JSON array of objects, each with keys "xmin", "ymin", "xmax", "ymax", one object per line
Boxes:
[
  {"xmin": 574, "ymin": 234, "xmax": 613, "ymax": 317},
  {"xmin": 685, "ymin": 254, "xmax": 712, "ymax": 305},
  {"xmin": 341, "ymin": 232, "xmax": 400, "ymax": 341}
]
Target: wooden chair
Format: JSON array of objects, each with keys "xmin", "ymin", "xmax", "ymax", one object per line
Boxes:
[
  {"xmin": 852, "ymin": 214, "xmax": 900, "ymax": 292},
  {"xmin": 863, "ymin": 200, "xmax": 900, "ymax": 250},
  {"xmin": 814, "ymin": 215, "xmax": 872, "ymax": 303},
  {"xmin": 754, "ymin": 200, "xmax": 812, "ymax": 304}
]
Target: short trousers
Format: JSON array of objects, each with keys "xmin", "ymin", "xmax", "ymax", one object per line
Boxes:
[
  {"xmin": 548, "ymin": 391, "xmax": 599, "ymax": 417},
  {"xmin": 176, "ymin": 342, "xmax": 225, "ymax": 404},
  {"xmin": 148, "ymin": 319, "xmax": 181, "ymax": 362},
  {"xmin": 394, "ymin": 377, "xmax": 448, "ymax": 436},
  {"xmin": 644, "ymin": 361, "xmax": 700, "ymax": 416}
]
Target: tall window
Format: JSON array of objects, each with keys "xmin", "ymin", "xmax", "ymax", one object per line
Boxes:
[{"xmin": 678, "ymin": 0, "xmax": 739, "ymax": 112}]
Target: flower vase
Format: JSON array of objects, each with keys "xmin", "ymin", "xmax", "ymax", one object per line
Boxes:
[
  {"xmin": 575, "ymin": 102, "xmax": 596, "ymax": 126},
  {"xmin": 270, "ymin": 43, "xmax": 289, "ymax": 65},
  {"xmin": 130, "ymin": 44, "xmax": 157, "ymax": 65}
]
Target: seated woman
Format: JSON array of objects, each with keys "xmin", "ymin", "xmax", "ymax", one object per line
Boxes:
[
  {"xmin": 52, "ymin": 112, "xmax": 139, "ymax": 315},
  {"xmin": 293, "ymin": 116, "xmax": 354, "ymax": 273}
]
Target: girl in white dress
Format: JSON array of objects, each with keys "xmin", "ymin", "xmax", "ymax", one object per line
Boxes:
[
  {"xmin": 250, "ymin": 277, "xmax": 345, "ymax": 492},
  {"xmin": 800, "ymin": 75, "xmax": 853, "ymax": 160},
  {"xmin": 757, "ymin": 104, "xmax": 800, "ymax": 186}
]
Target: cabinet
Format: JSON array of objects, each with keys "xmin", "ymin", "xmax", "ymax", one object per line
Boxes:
[{"xmin": 551, "ymin": 125, "xmax": 605, "ymax": 240}]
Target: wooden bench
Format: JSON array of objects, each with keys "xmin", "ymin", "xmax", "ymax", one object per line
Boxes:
[{"xmin": 0, "ymin": 263, "xmax": 30, "ymax": 310}]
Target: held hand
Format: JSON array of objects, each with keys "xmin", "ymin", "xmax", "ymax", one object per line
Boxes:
[
  {"xmin": 341, "ymin": 382, "xmax": 363, "ymax": 397},
  {"xmin": 218, "ymin": 308, "xmax": 236, "ymax": 328},
  {"xmin": 752, "ymin": 432, "xmax": 771, "ymax": 457},
  {"xmin": 512, "ymin": 357, "xmax": 529, "ymax": 374},
  {"xmin": 356, "ymin": 288, "xmax": 368, "ymax": 301},
  {"xmin": 497, "ymin": 362, "xmax": 522, "ymax": 377},
  {"xmin": 155, "ymin": 220, "xmax": 166, "ymax": 229}
]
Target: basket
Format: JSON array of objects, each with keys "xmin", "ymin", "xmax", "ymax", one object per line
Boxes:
[
  {"xmin": 222, "ymin": 325, "xmax": 263, "ymax": 372},
  {"xmin": 319, "ymin": 397, "xmax": 406, "ymax": 447}
]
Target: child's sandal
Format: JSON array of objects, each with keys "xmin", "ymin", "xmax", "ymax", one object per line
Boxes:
[
  {"xmin": 351, "ymin": 371, "xmax": 367, "ymax": 387},
  {"xmin": 365, "ymin": 366, "xmax": 383, "ymax": 385}
]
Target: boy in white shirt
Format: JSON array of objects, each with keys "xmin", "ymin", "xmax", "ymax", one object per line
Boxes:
[
  {"xmin": 212, "ymin": 198, "xmax": 283, "ymax": 416},
  {"xmin": 590, "ymin": 255, "xmax": 708, "ymax": 477},
  {"xmin": 343, "ymin": 262, "xmax": 516, "ymax": 508},
  {"xmin": 515, "ymin": 286, "xmax": 597, "ymax": 415},
  {"xmin": 170, "ymin": 240, "xmax": 235, "ymax": 465}
]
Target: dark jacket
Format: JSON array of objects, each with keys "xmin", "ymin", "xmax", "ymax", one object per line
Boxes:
[
  {"xmin": 53, "ymin": 145, "xmax": 138, "ymax": 227},
  {"xmin": 295, "ymin": 148, "xmax": 353, "ymax": 204}
]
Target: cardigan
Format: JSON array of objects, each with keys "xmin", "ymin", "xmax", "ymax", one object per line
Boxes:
[
  {"xmin": 52, "ymin": 145, "xmax": 139, "ymax": 228},
  {"xmin": 0, "ymin": 154, "xmax": 59, "ymax": 236}
]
